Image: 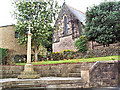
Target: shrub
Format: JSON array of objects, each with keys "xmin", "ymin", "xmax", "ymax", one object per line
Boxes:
[
  {"xmin": 0, "ymin": 48, "xmax": 8, "ymax": 64},
  {"xmin": 75, "ymin": 36, "xmax": 88, "ymax": 53},
  {"xmin": 14, "ymin": 55, "xmax": 26, "ymax": 63},
  {"xmin": 50, "ymin": 52, "xmax": 61, "ymax": 61},
  {"xmin": 62, "ymin": 50, "xmax": 75, "ymax": 59},
  {"xmin": 49, "ymin": 50, "xmax": 75, "ymax": 61}
]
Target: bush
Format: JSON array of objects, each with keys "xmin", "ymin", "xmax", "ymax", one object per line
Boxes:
[
  {"xmin": 50, "ymin": 52, "xmax": 61, "ymax": 61},
  {"xmin": 75, "ymin": 36, "xmax": 88, "ymax": 53},
  {"xmin": 14, "ymin": 55, "xmax": 26, "ymax": 63},
  {"xmin": 0, "ymin": 48, "xmax": 8, "ymax": 64},
  {"xmin": 63, "ymin": 50, "xmax": 75, "ymax": 59},
  {"xmin": 49, "ymin": 50, "xmax": 75, "ymax": 61}
]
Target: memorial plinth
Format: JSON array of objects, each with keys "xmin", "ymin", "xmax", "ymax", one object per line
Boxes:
[{"xmin": 18, "ymin": 30, "xmax": 40, "ymax": 79}]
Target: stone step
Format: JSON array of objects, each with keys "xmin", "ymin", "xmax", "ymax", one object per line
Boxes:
[
  {"xmin": 0, "ymin": 75, "xmax": 2, "ymax": 79},
  {"xmin": 74, "ymin": 65, "xmax": 81, "ymax": 68},
  {"xmin": 75, "ymin": 68, "xmax": 81, "ymax": 73},
  {"xmin": 1, "ymin": 77, "xmax": 84, "ymax": 89},
  {"xmin": 47, "ymin": 83, "xmax": 84, "ymax": 88},
  {"xmin": 68, "ymin": 73, "xmax": 81, "ymax": 77},
  {"xmin": 56, "ymin": 73, "xmax": 62, "ymax": 77},
  {"xmin": 71, "ymin": 68, "xmax": 81, "ymax": 73},
  {"xmin": 13, "ymin": 83, "xmax": 46, "ymax": 88},
  {"xmin": 49, "ymin": 73, "xmax": 56, "ymax": 77},
  {"xmin": 10, "ymin": 82, "xmax": 84, "ymax": 88},
  {"xmin": 0, "ymin": 70, "xmax": 2, "ymax": 75}
]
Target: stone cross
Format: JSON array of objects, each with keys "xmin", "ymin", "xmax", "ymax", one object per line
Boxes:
[
  {"xmin": 26, "ymin": 24, "xmax": 33, "ymax": 64},
  {"xmin": 27, "ymin": 24, "xmax": 33, "ymax": 34}
]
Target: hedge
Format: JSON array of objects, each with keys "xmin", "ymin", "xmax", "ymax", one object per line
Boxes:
[{"xmin": 44, "ymin": 46, "xmax": 119, "ymax": 61}]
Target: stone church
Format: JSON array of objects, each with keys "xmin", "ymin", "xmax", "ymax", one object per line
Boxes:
[{"xmin": 52, "ymin": 2, "xmax": 85, "ymax": 52}]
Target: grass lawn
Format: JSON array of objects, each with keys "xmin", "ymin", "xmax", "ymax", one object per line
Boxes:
[{"xmin": 15, "ymin": 55, "xmax": 119, "ymax": 65}]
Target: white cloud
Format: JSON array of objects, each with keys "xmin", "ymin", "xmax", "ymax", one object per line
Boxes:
[{"xmin": 0, "ymin": 0, "xmax": 119, "ymax": 26}]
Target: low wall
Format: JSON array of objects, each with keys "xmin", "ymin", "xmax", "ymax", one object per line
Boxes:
[
  {"xmin": 1, "ymin": 61, "xmax": 120, "ymax": 88},
  {"xmin": 81, "ymin": 60, "xmax": 120, "ymax": 88},
  {"xmin": 1, "ymin": 63, "xmax": 94, "ymax": 78}
]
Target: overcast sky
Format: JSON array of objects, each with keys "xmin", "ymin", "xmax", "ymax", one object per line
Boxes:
[{"xmin": 0, "ymin": 0, "xmax": 119, "ymax": 26}]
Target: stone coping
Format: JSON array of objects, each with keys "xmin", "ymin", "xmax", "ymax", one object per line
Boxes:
[
  {"xmin": 89, "ymin": 60, "xmax": 119, "ymax": 74},
  {"xmin": 81, "ymin": 60, "xmax": 119, "ymax": 71},
  {"xmin": 1, "ymin": 62, "xmax": 95, "ymax": 66},
  {"xmin": 2, "ymin": 60, "xmax": 119, "ymax": 67}
]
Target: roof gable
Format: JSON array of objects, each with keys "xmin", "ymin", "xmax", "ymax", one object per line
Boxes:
[
  {"xmin": 67, "ymin": 5, "xmax": 86, "ymax": 25},
  {"xmin": 55, "ymin": 3, "xmax": 86, "ymax": 25}
]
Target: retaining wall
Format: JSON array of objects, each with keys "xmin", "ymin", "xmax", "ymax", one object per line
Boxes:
[
  {"xmin": 1, "ymin": 63, "xmax": 94, "ymax": 78},
  {"xmin": 81, "ymin": 60, "xmax": 120, "ymax": 87},
  {"xmin": 1, "ymin": 60, "xmax": 120, "ymax": 88}
]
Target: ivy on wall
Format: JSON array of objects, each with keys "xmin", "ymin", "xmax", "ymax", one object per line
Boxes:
[{"xmin": 0, "ymin": 48, "xmax": 8, "ymax": 64}]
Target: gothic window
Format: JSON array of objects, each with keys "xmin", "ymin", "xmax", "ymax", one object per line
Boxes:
[
  {"xmin": 64, "ymin": 16, "xmax": 68, "ymax": 35},
  {"xmin": 15, "ymin": 31, "xmax": 18, "ymax": 38}
]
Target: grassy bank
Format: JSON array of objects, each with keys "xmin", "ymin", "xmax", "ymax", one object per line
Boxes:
[{"xmin": 16, "ymin": 55, "xmax": 119, "ymax": 65}]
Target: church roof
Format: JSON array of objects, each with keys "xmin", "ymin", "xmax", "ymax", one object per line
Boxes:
[{"xmin": 67, "ymin": 5, "xmax": 86, "ymax": 25}]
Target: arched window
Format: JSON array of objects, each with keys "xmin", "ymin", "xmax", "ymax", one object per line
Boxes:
[
  {"xmin": 64, "ymin": 16, "xmax": 67, "ymax": 35},
  {"xmin": 15, "ymin": 31, "xmax": 18, "ymax": 38}
]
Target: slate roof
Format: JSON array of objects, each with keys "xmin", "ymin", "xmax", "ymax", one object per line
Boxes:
[{"xmin": 67, "ymin": 5, "xmax": 86, "ymax": 25}]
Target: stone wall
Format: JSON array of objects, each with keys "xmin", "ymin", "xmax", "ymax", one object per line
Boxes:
[
  {"xmin": 0, "ymin": 25, "xmax": 27, "ymax": 64},
  {"xmin": 81, "ymin": 60, "xmax": 120, "ymax": 88},
  {"xmin": 1, "ymin": 63, "xmax": 94, "ymax": 78},
  {"xmin": 88, "ymin": 41, "xmax": 120, "ymax": 50},
  {"xmin": 53, "ymin": 35, "xmax": 78, "ymax": 52},
  {"xmin": 1, "ymin": 61, "xmax": 120, "ymax": 88},
  {"xmin": 0, "ymin": 25, "xmax": 27, "ymax": 56},
  {"xmin": 86, "ymin": 46, "xmax": 120, "ymax": 57}
]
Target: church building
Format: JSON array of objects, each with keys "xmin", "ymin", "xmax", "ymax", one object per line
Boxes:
[{"xmin": 52, "ymin": 2, "xmax": 85, "ymax": 52}]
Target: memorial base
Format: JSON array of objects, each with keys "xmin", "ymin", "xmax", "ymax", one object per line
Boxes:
[{"xmin": 18, "ymin": 64, "xmax": 40, "ymax": 79}]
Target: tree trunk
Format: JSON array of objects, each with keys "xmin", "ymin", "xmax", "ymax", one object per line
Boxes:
[
  {"xmin": 34, "ymin": 43, "xmax": 38, "ymax": 62},
  {"xmin": 91, "ymin": 41, "xmax": 94, "ymax": 50}
]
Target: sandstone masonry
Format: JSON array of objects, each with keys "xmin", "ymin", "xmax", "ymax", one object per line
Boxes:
[
  {"xmin": 1, "ymin": 61, "xmax": 120, "ymax": 88},
  {"xmin": 52, "ymin": 3, "xmax": 85, "ymax": 52}
]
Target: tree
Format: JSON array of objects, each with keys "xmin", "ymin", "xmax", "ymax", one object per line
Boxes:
[
  {"xmin": 75, "ymin": 36, "xmax": 88, "ymax": 53},
  {"xmin": 85, "ymin": 1, "xmax": 120, "ymax": 47},
  {"xmin": 13, "ymin": 0, "xmax": 60, "ymax": 62}
]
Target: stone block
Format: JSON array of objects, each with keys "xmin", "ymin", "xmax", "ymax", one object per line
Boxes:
[
  {"xmin": 81, "ymin": 70, "xmax": 89, "ymax": 83},
  {"xmin": 68, "ymin": 73, "xmax": 81, "ymax": 77}
]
